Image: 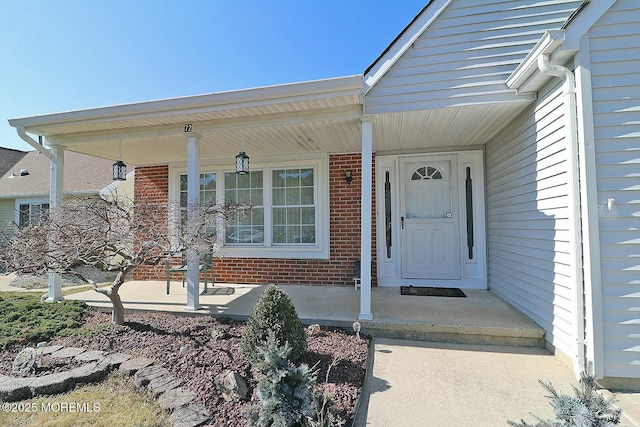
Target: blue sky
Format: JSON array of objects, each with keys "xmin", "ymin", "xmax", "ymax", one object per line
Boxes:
[{"xmin": 0, "ymin": 1, "xmax": 426, "ymax": 151}]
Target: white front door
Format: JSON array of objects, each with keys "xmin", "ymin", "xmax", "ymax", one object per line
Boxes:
[{"xmin": 400, "ymin": 155, "xmax": 461, "ymax": 279}]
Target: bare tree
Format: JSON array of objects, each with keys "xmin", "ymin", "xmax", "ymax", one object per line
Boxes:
[{"xmin": 0, "ymin": 194, "xmax": 248, "ymax": 325}]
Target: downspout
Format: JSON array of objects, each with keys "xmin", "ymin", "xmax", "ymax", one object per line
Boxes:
[
  {"xmin": 538, "ymin": 54, "xmax": 586, "ymax": 375},
  {"xmin": 16, "ymin": 127, "xmax": 52, "ymax": 159}
]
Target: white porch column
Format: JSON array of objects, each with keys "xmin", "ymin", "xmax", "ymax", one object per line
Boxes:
[
  {"xmin": 46, "ymin": 146, "xmax": 64, "ymax": 302},
  {"xmin": 185, "ymin": 134, "xmax": 201, "ymax": 311},
  {"xmin": 359, "ymin": 117, "xmax": 373, "ymax": 320}
]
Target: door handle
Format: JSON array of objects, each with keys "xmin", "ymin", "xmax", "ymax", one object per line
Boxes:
[{"xmin": 401, "ymin": 216, "xmax": 404, "ymax": 229}]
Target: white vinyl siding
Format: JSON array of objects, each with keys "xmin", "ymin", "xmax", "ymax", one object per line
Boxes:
[
  {"xmin": 588, "ymin": 0, "xmax": 640, "ymax": 379},
  {"xmin": 0, "ymin": 199, "xmax": 15, "ymax": 239},
  {"xmin": 365, "ymin": 0, "xmax": 583, "ymax": 114},
  {"xmin": 486, "ymin": 78, "xmax": 575, "ymax": 357}
]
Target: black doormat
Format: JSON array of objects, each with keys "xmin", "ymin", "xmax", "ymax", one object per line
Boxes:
[{"xmin": 400, "ymin": 286, "xmax": 466, "ymax": 297}]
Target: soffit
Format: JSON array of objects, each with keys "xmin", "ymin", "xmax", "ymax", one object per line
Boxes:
[{"xmin": 371, "ymin": 101, "xmax": 531, "ymax": 153}]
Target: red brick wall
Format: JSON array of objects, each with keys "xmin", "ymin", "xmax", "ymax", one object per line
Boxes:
[
  {"xmin": 133, "ymin": 154, "xmax": 377, "ymax": 286},
  {"xmin": 133, "ymin": 165, "xmax": 170, "ymax": 280}
]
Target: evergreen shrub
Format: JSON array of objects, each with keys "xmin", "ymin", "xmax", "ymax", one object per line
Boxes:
[
  {"xmin": 508, "ymin": 363, "xmax": 621, "ymax": 427},
  {"xmin": 241, "ymin": 284, "xmax": 306, "ymax": 364},
  {"xmin": 245, "ymin": 331, "xmax": 316, "ymax": 427}
]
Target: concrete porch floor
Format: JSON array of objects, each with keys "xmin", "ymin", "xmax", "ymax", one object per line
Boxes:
[{"xmin": 64, "ymin": 280, "xmax": 545, "ymax": 347}]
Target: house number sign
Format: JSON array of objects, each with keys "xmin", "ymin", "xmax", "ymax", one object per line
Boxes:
[{"xmin": 184, "ymin": 123, "xmax": 193, "ymax": 133}]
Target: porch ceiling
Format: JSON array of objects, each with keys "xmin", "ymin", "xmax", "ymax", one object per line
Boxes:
[{"xmin": 371, "ymin": 101, "xmax": 532, "ymax": 153}]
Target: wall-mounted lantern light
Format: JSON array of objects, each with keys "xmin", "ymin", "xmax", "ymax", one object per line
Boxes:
[{"xmin": 345, "ymin": 170, "xmax": 353, "ymax": 184}]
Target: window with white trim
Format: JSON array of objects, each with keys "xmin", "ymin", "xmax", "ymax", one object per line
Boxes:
[
  {"xmin": 170, "ymin": 154, "xmax": 328, "ymax": 259},
  {"xmin": 18, "ymin": 202, "xmax": 49, "ymax": 228}
]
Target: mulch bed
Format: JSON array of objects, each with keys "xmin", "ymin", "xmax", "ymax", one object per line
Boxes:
[{"xmin": 0, "ymin": 309, "xmax": 368, "ymax": 426}]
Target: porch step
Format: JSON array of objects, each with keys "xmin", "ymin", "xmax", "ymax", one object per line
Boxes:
[{"xmin": 356, "ymin": 321, "xmax": 546, "ymax": 348}]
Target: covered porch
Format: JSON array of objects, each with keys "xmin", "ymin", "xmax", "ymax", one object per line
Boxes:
[{"xmin": 65, "ymin": 281, "xmax": 545, "ymax": 348}]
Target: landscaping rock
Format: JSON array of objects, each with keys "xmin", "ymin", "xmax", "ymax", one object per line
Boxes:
[
  {"xmin": 29, "ymin": 371, "xmax": 73, "ymax": 395},
  {"xmin": 169, "ymin": 403, "xmax": 210, "ymax": 427},
  {"xmin": 74, "ymin": 350, "xmax": 107, "ymax": 362},
  {"xmin": 12, "ymin": 347, "xmax": 36, "ymax": 375},
  {"xmin": 158, "ymin": 387, "xmax": 197, "ymax": 411},
  {"xmin": 97, "ymin": 352, "xmax": 131, "ymax": 370},
  {"xmin": 210, "ymin": 328, "xmax": 230, "ymax": 341},
  {"xmin": 148, "ymin": 375, "xmax": 182, "ymax": 397},
  {"xmin": 0, "ymin": 377, "xmax": 32, "ymax": 402},
  {"xmin": 214, "ymin": 370, "xmax": 249, "ymax": 401},
  {"xmin": 50, "ymin": 347, "xmax": 85, "ymax": 359},
  {"xmin": 134, "ymin": 364, "xmax": 170, "ymax": 387},
  {"xmin": 38, "ymin": 345, "xmax": 63, "ymax": 356},
  {"xmin": 67, "ymin": 362, "xmax": 110, "ymax": 383},
  {"xmin": 119, "ymin": 357, "xmax": 154, "ymax": 376}
]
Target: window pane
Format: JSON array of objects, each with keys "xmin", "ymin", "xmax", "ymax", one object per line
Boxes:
[
  {"xmin": 301, "ymin": 226, "xmax": 315, "ymax": 243},
  {"xmin": 19, "ymin": 204, "xmax": 29, "ymax": 228},
  {"xmin": 286, "ymin": 188, "xmax": 300, "ymax": 205},
  {"xmin": 273, "ymin": 207, "xmax": 286, "ymax": 225},
  {"xmin": 237, "ymin": 189, "xmax": 251, "ymax": 204},
  {"xmin": 300, "ymin": 168, "xmax": 314, "ymax": 186},
  {"xmin": 301, "ymin": 187, "xmax": 314, "ymax": 205},
  {"xmin": 223, "ymin": 171, "xmax": 263, "ymax": 245},
  {"xmin": 301, "ymin": 207, "xmax": 315, "ymax": 224},
  {"xmin": 287, "ymin": 207, "xmax": 301, "ymax": 225},
  {"xmin": 271, "ymin": 168, "xmax": 315, "ymax": 245},
  {"xmin": 272, "ymin": 170, "xmax": 286, "ymax": 188},
  {"xmin": 285, "ymin": 169, "xmax": 300, "ymax": 187},
  {"xmin": 273, "ymin": 225, "xmax": 286, "ymax": 243},
  {"xmin": 225, "ymin": 173, "xmax": 236, "ymax": 189},
  {"xmin": 273, "ymin": 188, "xmax": 285, "ymax": 205},
  {"xmin": 251, "ymin": 188, "xmax": 263, "ymax": 206}
]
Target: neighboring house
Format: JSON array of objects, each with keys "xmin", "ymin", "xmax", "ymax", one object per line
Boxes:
[
  {"xmin": 0, "ymin": 147, "xmax": 27, "ymax": 178},
  {"xmin": 7, "ymin": 1, "xmax": 639, "ymax": 388},
  {"xmin": 0, "ymin": 150, "xmax": 134, "ymax": 235}
]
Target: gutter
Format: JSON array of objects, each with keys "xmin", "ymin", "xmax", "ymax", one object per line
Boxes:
[
  {"xmin": 537, "ymin": 54, "xmax": 586, "ymax": 376},
  {"xmin": 16, "ymin": 127, "xmax": 51, "ymax": 159}
]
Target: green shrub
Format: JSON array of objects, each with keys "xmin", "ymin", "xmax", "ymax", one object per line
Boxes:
[
  {"xmin": 245, "ymin": 331, "xmax": 316, "ymax": 427},
  {"xmin": 0, "ymin": 292, "xmax": 88, "ymax": 349},
  {"xmin": 508, "ymin": 363, "xmax": 621, "ymax": 427},
  {"xmin": 241, "ymin": 284, "xmax": 306, "ymax": 364}
]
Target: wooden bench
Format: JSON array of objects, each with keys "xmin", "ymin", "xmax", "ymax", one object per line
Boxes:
[{"xmin": 165, "ymin": 251, "xmax": 213, "ymax": 295}]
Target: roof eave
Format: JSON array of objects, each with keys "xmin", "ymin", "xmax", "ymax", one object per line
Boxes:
[
  {"xmin": 506, "ymin": 30, "xmax": 568, "ymax": 94},
  {"xmin": 9, "ymin": 75, "xmax": 364, "ymax": 136},
  {"xmin": 363, "ymin": 0, "xmax": 453, "ymax": 95}
]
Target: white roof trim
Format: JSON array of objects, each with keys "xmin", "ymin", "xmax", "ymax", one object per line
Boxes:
[
  {"xmin": 506, "ymin": 30, "xmax": 565, "ymax": 93},
  {"xmin": 506, "ymin": 0, "xmax": 617, "ymax": 95},
  {"xmin": 9, "ymin": 75, "xmax": 363, "ymax": 133},
  {"xmin": 363, "ymin": 0, "xmax": 453, "ymax": 95}
]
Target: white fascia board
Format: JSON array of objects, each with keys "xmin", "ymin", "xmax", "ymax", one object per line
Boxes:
[
  {"xmin": 506, "ymin": 30, "xmax": 566, "ymax": 92},
  {"xmin": 363, "ymin": 0, "xmax": 453, "ymax": 95},
  {"xmin": 9, "ymin": 75, "xmax": 363, "ymax": 134}
]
